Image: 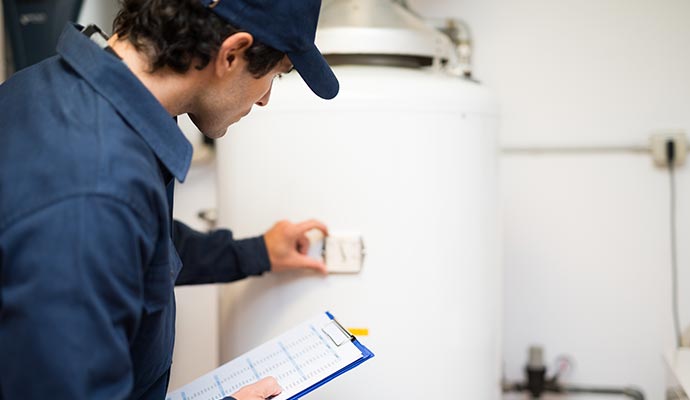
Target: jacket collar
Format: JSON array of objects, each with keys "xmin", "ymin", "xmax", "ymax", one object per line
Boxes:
[{"xmin": 56, "ymin": 24, "xmax": 193, "ymax": 182}]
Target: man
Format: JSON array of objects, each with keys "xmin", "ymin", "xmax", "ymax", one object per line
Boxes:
[{"xmin": 0, "ymin": 0, "xmax": 338, "ymax": 399}]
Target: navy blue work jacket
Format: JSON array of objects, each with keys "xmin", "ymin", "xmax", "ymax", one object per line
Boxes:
[{"xmin": 0, "ymin": 24, "xmax": 270, "ymax": 399}]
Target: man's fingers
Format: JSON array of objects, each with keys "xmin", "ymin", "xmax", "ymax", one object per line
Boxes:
[
  {"xmin": 257, "ymin": 377, "xmax": 282, "ymax": 397},
  {"xmin": 230, "ymin": 376, "xmax": 282, "ymax": 400},
  {"xmin": 295, "ymin": 219, "xmax": 328, "ymax": 236}
]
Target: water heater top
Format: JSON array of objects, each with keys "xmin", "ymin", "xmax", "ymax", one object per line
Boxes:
[{"xmin": 316, "ymin": 0, "xmax": 454, "ymax": 64}]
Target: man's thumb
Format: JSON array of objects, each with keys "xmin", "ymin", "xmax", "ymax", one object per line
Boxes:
[{"xmin": 298, "ymin": 255, "xmax": 327, "ymax": 274}]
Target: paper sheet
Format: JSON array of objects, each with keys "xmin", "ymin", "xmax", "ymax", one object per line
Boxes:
[{"xmin": 166, "ymin": 313, "xmax": 363, "ymax": 400}]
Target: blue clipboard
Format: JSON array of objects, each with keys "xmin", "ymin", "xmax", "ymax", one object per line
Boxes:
[{"xmin": 286, "ymin": 311, "xmax": 375, "ymax": 400}]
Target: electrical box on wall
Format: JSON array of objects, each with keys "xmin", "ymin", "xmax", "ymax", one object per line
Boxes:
[
  {"xmin": 307, "ymin": 229, "xmax": 365, "ymax": 274},
  {"xmin": 3, "ymin": 0, "xmax": 83, "ymax": 72},
  {"xmin": 324, "ymin": 234, "xmax": 365, "ymax": 273},
  {"xmin": 650, "ymin": 131, "xmax": 687, "ymax": 168}
]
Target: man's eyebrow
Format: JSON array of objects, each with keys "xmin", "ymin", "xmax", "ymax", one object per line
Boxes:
[{"xmin": 283, "ymin": 64, "xmax": 295, "ymax": 73}]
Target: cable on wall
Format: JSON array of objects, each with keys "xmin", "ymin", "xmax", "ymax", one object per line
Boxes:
[
  {"xmin": 666, "ymin": 140, "xmax": 682, "ymax": 348},
  {"xmin": 501, "ymin": 145, "xmax": 650, "ymax": 155}
]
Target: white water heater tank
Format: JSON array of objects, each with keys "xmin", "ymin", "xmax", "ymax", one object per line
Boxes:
[{"xmin": 216, "ymin": 1, "xmax": 501, "ymax": 398}]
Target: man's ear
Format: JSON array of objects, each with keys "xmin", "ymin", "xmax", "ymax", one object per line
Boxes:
[{"xmin": 214, "ymin": 32, "xmax": 253, "ymax": 78}]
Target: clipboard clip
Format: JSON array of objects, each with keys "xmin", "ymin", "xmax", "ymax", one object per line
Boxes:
[{"xmin": 322, "ymin": 317, "xmax": 355, "ymax": 347}]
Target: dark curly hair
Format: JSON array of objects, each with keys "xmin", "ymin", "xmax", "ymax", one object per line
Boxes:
[{"xmin": 112, "ymin": 0, "xmax": 285, "ymax": 77}]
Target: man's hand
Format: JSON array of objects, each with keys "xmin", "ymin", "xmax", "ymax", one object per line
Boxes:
[
  {"xmin": 264, "ymin": 219, "xmax": 328, "ymax": 274},
  {"xmin": 230, "ymin": 377, "xmax": 282, "ymax": 400}
]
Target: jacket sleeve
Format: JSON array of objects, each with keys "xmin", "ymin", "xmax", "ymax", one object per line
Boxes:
[
  {"xmin": 172, "ymin": 220, "xmax": 271, "ymax": 286},
  {"xmin": 0, "ymin": 196, "xmax": 155, "ymax": 399}
]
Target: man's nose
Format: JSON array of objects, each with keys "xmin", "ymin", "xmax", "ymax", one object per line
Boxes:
[{"xmin": 256, "ymin": 83, "xmax": 273, "ymax": 107}]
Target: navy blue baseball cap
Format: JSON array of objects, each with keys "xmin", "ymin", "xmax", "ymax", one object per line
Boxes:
[{"xmin": 201, "ymin": 0, "xmax": 339, "ymax": 99}]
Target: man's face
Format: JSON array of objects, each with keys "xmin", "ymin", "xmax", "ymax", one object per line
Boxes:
[{"xmin": 189, "ymin": 55, "xmax": 293, "ymax": 139}]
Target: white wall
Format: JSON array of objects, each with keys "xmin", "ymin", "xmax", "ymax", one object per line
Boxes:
[
  {"xmin": 78, "ymin": 0, "xmax": 120, "ymax": 33},
  {"xmin": 411, "ymin": 0, "xmax": 690, "ymax": 147},
  {"xmin": 409, "ymin": 0, "xmax": 690, "ymax": 399}
]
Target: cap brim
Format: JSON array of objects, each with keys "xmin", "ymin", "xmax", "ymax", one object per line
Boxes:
[{"xmin": 287, "ymin": 44, "xmax": 339, "ymax": 100}]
